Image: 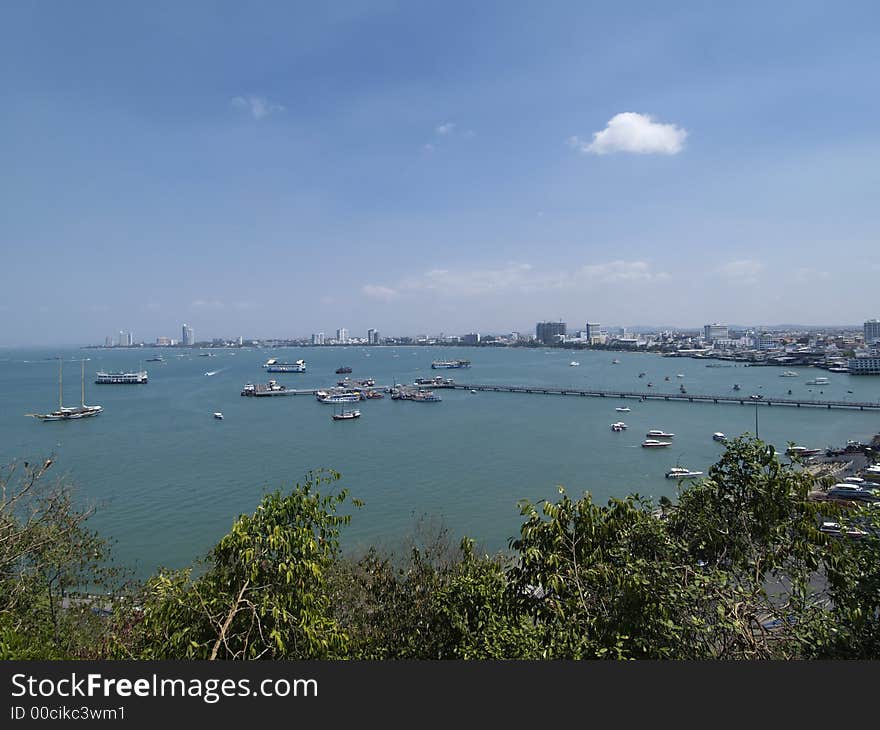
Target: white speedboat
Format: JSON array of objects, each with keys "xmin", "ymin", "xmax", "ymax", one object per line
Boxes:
[
  {"xmin": 570, "ymin": 361, "xmax": 580, "ymax": 367},
  {"xmin": 713, "ymin": 432, "xmax": 727, "ymax": 442},
  {"xmin": 213, "ymin": 412, "xmax": 224, "ymax": 420},
  {"xmin": 665, "ymin": 467, "xmax": 703, "ymax": 479},
  {"xmin": 615, "ymin": 407, "xmax": 631, "ymax": 412},
  {"xmin": 646, "ymin": 429, "xmax": 675, "ymax": 439},
  {"xmin": 781, "ymin": 371, "xmax": 799, "ymax": 377},
  {"xmin": 805, "ymin": 377, "xmax": 829, "ymax": 385},
  {"xmin": 642, "ymin": 439, "xmax": 672, "ymax": 448},
  {"xmin": 611, "ymin": 421, "xmax": 628, "ymax": 431}
]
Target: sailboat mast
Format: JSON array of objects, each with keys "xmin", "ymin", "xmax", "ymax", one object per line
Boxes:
[
  {"xmin": 58, "ymin": 357, "xmax": 63, "ymax": 410},
  {"xmin": 81, "ymin": 359, "xmax": 85, "ymax": 407}
]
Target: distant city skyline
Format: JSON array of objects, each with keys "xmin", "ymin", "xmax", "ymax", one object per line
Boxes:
[{"xmin": 3, "ymin": 2, "xmax": 880, "ymax": 345}]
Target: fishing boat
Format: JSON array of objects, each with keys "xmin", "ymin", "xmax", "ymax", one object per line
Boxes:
[
  {"xmin": 29, "ymin": 359, "xmax": 103, "ymax": 421},
  {"xmin": 733, "ymin": 384, "xmax": 741, "ymax": 391},
  {"xmin": 332, "ymin": 408, "xmax": 361, "ymax": 421},
  {"xmin": 335, "ymin": 366, "xmax": 353, "ymax": 374}
]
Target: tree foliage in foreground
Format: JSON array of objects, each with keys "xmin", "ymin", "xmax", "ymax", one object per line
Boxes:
[{"xmin": 3, "ymin": 436, "xmax": 880, "ymax": 659}]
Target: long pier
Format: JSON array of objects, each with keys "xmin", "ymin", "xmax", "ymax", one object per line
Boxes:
[{"xmin": 451, "ymin": 384, "xmax": 880, "ymax": 411}]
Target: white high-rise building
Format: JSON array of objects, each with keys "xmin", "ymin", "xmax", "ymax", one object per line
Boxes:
[
  {"xmin": 865, "ymin": 319, "xmax": 880, "ymax": 345},
  {"xmin": 704, "ymin": 323, "xmax": 729, "ymax": 342},
  {"xmin": 336, "ymin": 328, "xmax": 348, "ymax": 344},
  {"xmin": 367, "ymin": 328, "xmax": 380, "ymax": 345},
  {"xmin": 182, "ymin": 323, "xmax": 194, "ymax": 346},
  {"xmin": 312, "ymin": 332, "xmax": 325, "ymax": 345}
]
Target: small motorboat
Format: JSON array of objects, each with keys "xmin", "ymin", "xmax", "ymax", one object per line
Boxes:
[
  {"xmin": 611, "ymin": 422, "xmax": 627, "ymax": 432},
  {"xmin": 642, "ymin": 439, "xmax": 672, "ymax": 448},
  {"xmin": 470, "ymin": 389, "xmax": 478, "ymax": 394},
  {"xmin": 713, "ymin": 432, "xmax": 727, "ymax": 442},
  {"xmin": 570, "ymin": 361, "xmax": 580, "ymax": 367},
  {"xmin": 213, "ymin": 412, "xmax": 224, "ymax": 420},
  {"xmin": 615, "ymin": 407, "xmax": 631, "ymax": 412}
]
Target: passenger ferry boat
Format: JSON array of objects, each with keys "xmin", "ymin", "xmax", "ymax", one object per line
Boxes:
[
  {"xmin": 95, "ymin": 370, "xmax": 148, "ymax": 384},
  {"xmin": 263, "ymin": 358, "xmax": 305, "ymax": 373},
  {"xmin": 415, "ymin": 376, "xmax": 454, "ymax": 387},
  {"xmin": 431, "ymin": 359, "xmax": 470, "ymax": 369}
]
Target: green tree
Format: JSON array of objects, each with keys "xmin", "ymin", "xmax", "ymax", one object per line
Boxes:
[
  {"xmin": 127, "ymin": 469, "xmax": 357, "ymax": 659},
  {"xmin": 0, "ymin": 459, "xmax": 122, "ymax": 659}
]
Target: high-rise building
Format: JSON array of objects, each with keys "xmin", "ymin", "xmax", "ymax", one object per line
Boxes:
[
  {"xmin": 536, "ymin": 321, "xmax": 566, "ymax": 345},
  {"xmin": 585, "ymin": 323, "xmax": 601, "ymax": 339},
  {"xmin": 105, "ymin": 336, "xmax": 113, "ymax": 347},
  {"xmin": 336, "ymin": 328, "xmax": 348, "ymax": 344},
  {"xmin": 461, "ymin": 333, "xmax": 480, "ymax": 345},
  {"xmin": 865, "ymin": 319, "xmax": 880, "ymax": 345},
  {"xmin": 182, "ymin": 323, "xmax": 194, "ymax": 346},
  {"xmin": 312, "ymin": 332, "xmax": 325, "ymax": 345},
  {"xmin": 156, "ymin": 337, "xmax": 172, "ymax": 346},
  {"xmin": 704, "ymin": 323, "xmax": 729, "ymax": 342},
  {"xmin": 367, "ymin": 328, "xmax": 380, "ymax": 345}
]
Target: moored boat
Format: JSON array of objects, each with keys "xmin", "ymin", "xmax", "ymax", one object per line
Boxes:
[
  {"xmin": 642, "ymin": 439, "xmax": 672, "ymax": 448},
  {"xmin": 646, "ymin": 429, "xmax": 675, "ymax": 439}
]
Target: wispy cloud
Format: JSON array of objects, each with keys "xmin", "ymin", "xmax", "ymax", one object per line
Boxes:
[
  {"xmin": 793, "ymin": 267, "xmax": 831, "ymax": 283},
  {"xmin": 362, "ymin": 284, "xmax": 399, "ymax": 302},
  {"xmin": 423, "ymin": 143, "xmax": 435, "ymax": 153},
  {"xmin": 435, "ymin": 122, "xmax": 455, "ymax": 136},
  {"xmin": 569, "ymin": 112, "xmax": 687, "ymax": 155},
  {"xmin": 716, "ymin": 259, "xmax": 764, "ymax": 285},
  {"xmin": 192, "ymin": 299, "xmax": 225, "ymax": 310},
  {"xmin": 375, "ymin": 260, "xmax": 670, "ymax": 298},
  {"xmin": 231, "ymin": 95, "xmax": 285, "ymax": 120}
]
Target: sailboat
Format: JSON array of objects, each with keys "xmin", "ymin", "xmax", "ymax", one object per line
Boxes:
[{"xmin": 29, "ymin": 358, "xmax": 103, "ymax": 421}]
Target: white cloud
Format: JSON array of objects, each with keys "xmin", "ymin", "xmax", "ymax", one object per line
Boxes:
[
  {"xmin": 435, "ymin": 122, "xmax": 455, "ymax": 136},
  {"xmin": 231, "ymin": 95, "xmax": 285, "ymax": 120},
  {"xmin": 423, "ymin": 143, "xmax": 435, "ymax": 153},
  {"xmin": 794, "ymin": 267, "xmax": 831, "ymax": 283},
  {"xmin": 390, "ymin": 260, "xmax": 668, "ymax": 297},
  {"xmin": 569, "ymin": 112, "xmax": 687, "ymax": 155},
  {"xmin": 716, "ymin": 259, "xmax": 765, "ymax": 285},
  {"xmin": 573, "ymin": 260, "xmax": 670, "ymax": 283},
  {"xmin": 192, "ymin": 299, "xmax": 225, "ymax": 310},
  {"xmin": 362, "ymin": 285, "xmax": 398, "ymax": 302}
]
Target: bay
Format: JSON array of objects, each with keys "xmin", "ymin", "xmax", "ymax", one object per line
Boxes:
[{"xmin": 2, "ymin": 345, "xmax": 878, "ymax": 578}]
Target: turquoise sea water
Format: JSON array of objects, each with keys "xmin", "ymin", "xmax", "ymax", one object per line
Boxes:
[{"xmin": 2, "ymin": 345, "xmax": 879, "ymax": 577}]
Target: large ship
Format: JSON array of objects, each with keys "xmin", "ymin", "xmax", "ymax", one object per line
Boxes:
[
  {"xmin": 431, "ymin": 359, "xmax": 470, "ymax": 369},
  {"xmin": 263, "ymin": 358, "xmax": 306, "ymax": 373},
  {"xmin": 29, "ymin": 359, "xmax": 103, "ymax": 421},
  {"xmin": 95, "ymin": 370, "xmax": 148, "ymax": 384}
]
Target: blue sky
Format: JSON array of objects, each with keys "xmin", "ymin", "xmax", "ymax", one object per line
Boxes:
[{"xmin": 2, "ymin": 1, "xmax": 878, "ymax": 344}]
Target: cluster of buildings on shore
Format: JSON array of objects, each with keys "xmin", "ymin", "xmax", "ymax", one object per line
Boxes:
[{"xmin": 91, "ymin": 318, "xmax": 880, "ymax": 376}]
